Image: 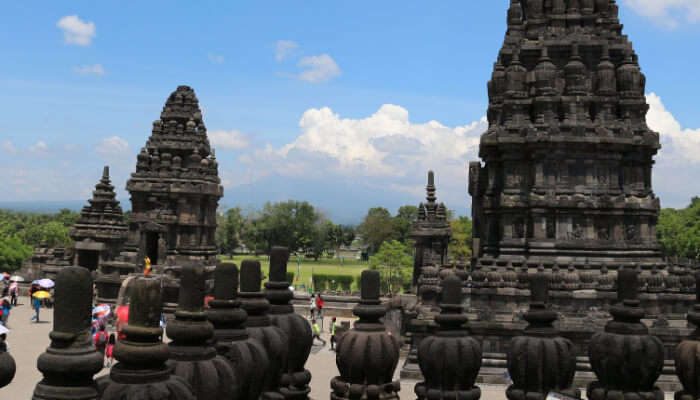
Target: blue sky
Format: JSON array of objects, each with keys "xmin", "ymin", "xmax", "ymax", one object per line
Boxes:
[{"xmin": 1, "ymin": 1, "xmax": 700, "ymax": 223}]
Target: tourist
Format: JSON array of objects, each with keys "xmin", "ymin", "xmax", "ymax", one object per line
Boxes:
[
  {"xmin": 30, "ymin": 286, "xmax": 41, "ymax": 323},
  {"xmin": 0, "ymin": 298, "xmax": 11, "ymax": 327},
  {"xmin": 309, "ymin": 294, "xmax": 316, "ymax": 319},
  {"xmin": 93, "ymin": 324, "xmax": 108, "ymax": 357},
  {"xmin": 105, "ymin": 333, "xmax": 116, "ymax": 367},
  {"xmin": 144, "ymin": 256, "xmax": 152, "ymax": 277},
  {"xmin": 1, "ymin": 281, "xmax": 7, "ymax": 298},
  {"xmin": 316, "ymin": 294, "xmax": 325, "ymax": 320},
  {"xmin": 0, "ymin": 333, "xmax": 8, "ymax": 353},
  {"xmin": 311, "ymin": 319, "xmax": 326, "ymax": 346},
  {"xmin": 9, "ymin": 282, "xmax": 17, "ymax": 307},
  {"xmin": 330, "ymin": 316, "xmax": 337, "ymax": 351}
]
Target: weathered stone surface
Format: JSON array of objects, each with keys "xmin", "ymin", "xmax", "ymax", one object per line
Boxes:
[
  {"xmin": 675, "ymin": 273, "xmax": 700, "ymax": 400},
  {"xmin": 166, "ymin": 265, "xmax": 236, "ymax": 400},
  {"xmin": 0, "ymin": 352, "xmax": 14, "ymax": 389},
  {"xmin": 33, "ymin": 266, "xmax": 103, "ymax": 400},
  {"xmin": 207, "ymin": 262, "xmax": 269, "ymax": 400},
  {"xmin": 266, "ymin": 246, "xmax": 312, "ymax": 400},
  {"xmin": 506, "ymin": 273, "xmax": 579, "ymax": 400},
  {"xmin": 331, "ymin": 270, "xmax": 401, "ymax": 400},
  {"xmin": 98, "ymin": 277, "xmax": 195, "ymax": 400},
  {"xmin": 239, "ymin": 259, "xmax": 288, "ymax": 400},
  {"xmin": 415, "ymin": 274, "xmax": 482, "ymax": 400},
  {"xmin": 587, "ymin": 267, "xmax": 664, "ymax": 400}
]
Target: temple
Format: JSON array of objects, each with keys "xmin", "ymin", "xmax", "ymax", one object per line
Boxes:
[{"xmin": 469, "ymin": 0, "xmax": 662, "ymax": 268}]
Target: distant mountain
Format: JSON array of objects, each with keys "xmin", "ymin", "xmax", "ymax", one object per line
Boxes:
[{"xmin": 0, "ymin": 200, "xmax": 113, "ymax": 213}]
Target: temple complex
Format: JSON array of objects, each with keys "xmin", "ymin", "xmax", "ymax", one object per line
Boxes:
[{"xmin": 469, "ymin": 0, "xmax": 662, "ymax": 268}]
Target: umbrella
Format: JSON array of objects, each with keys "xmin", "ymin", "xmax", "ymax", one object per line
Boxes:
[
  {"xmin": 92, "ymin": 304, "xmax": 111, "ymax": 319},
  {"xmin": 0, "ymin": 325, "xmax": 8, "ymax": 335},
  {"xmin": 9, "ymin": 276, "xmax": 24, "ymax": 282},
  {"xmin": 32, "ymin": 291, "xmax": 51, "ymax": 299},
  {"xmin": 36, "ymin": 278, "xmax": 55, "ymax": 288}
]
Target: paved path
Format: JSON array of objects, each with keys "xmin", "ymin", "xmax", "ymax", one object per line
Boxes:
[{"xmin": 0, "ymin": 297, "xmax": 510, "ymax": 399}]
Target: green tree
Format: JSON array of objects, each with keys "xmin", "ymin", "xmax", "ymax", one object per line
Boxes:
[
  {"xmin": 20, "ymin": 221, "xmax": 71, "ymax": 248},
  {"xmin": 658, "ymin": 197, "xmax": 700, "ymax": 259},
  {"xmin": 256, "ymin": 200, "xmax": 322, "ymax": 253},
  {"xmin": 449, "ymin": 216, "xmax": 473, "ymax": 261},
  {"xmin": 369, "ymin": 240, "xmax": 413, "ymax": 294},
  {"xmin": 216, "ymin": 207, "xmax": 244, "ymax": 256},
  {"xmin": 358, "ymin": 207, "xmax": 394, "ymax": 254},
  {"xmin": 393, "ymin": 205, "xmax": 418, "ymax": 244}
]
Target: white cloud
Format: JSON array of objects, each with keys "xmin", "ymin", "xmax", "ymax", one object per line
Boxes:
[
  {"xmin": 297, "ymin": 54, "xmax": 341, "ymax": 83},
  {"xmin": 624, "ymin": 0, "xmax": 700, "ymax": 27},
  {"xmin": 1, "ymin": 140, "xmax": 17, "ymax": 154},
  {"xmin": 72, "ymin": 64, "xmax": 105, "ymax": 76},
  {"xmin": 231, "ymin": 104, "xmax": 486, "ymax": 206},
  {"xmin": 209, "ymin": 129, "xmax": 250, "ymax": 150},
  {"xmin": 208, "ymin": 52, "xmax": 224, "ymax": 64},
  {"xmin": 275, "ymin": 40, "xmax": 299, "ymax": 62},
  {"xmin": 28, "ymin": 141, "xmax": 48, "ymax": 155},
  {"xmin": 646, "ymin": 93, "xmax": 700, "ymax": 163},
  {"xmin": 56, "ymin": 15, "xmax": 96, "ymax": 46},
  {"xmin": 96, "ymin": 136, "xmax": 129, "ymax": 157}
]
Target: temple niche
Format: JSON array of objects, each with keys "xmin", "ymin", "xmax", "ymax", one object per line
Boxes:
[
  {"xmin": 470, "ymin": 0, "xmax": 662, "ymax": 269},
  {"xmin": 121, "ymin": 85, "xmax": 223, "ymax": 268}
]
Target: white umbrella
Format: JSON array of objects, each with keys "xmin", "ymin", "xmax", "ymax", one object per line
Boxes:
[
  {"xmin": 9, "ymin": 276, "xmax": 24, "ymax": 282},
  {"xmin": 37, "ymin": 278, "xmax": 54, "ymax": 288},
  {"xmin": 0, "ymin": 325, "xmax": 8, "ymax": 335}
]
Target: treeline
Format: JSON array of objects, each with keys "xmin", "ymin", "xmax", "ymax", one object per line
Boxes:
[{"xmin": 658, "ymin": 197, "xmax": 700, "ymax": 259}]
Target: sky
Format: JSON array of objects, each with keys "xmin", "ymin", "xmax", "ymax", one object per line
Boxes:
[{"xmin": 1, "ymin": 1, "xmax": 700, "ymax": 224}]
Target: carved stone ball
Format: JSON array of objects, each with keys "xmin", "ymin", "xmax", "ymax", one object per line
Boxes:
[
  {"xmin": 0, "ymin": 352, "xmax": 16, "ymax": 388},
  {"xmin": 506, "ymin": 336, "xmax": 576, "ymax": 398}
]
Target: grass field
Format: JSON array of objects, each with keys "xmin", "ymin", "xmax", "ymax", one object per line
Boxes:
[{"xmin": 218, "ymin": 254, "xmax": 368, "ymax": 291}]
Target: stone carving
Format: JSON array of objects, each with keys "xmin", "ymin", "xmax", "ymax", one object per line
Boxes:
[
  {"xmin": 415, "ymin": 274, "xmax": 482, "ymax": 400},
  {"xmin": 587, "ymin": 267, "xmax": 664, "ymax": 400},
  {"xmin": 98, "ymin": 277, "xmax": 195, "ymax": 400},
  {"xmin": 207, "ymin": 262, "xmax": 269, "ymax": 400},
  {"xmin": 33, "ymin": 266, "xmax": 103, "ymax": 400},
  {"xmin": 331, "ymin": 270, "xmax": 401, "ymax": 400},
  {"xmin": 239, "ymin": 260, "xmax": 288, "ymax": 400},
  {"xmin": 0, "ymin": 351, "xmax": 14, "ymax": 389},
  {"xmin": 675, "ymin": 273, "xmax": 700, "ymax": 400},
  {"xmin": 503, "ymin": 262, "xmax": 518, "ymax": 288},
  {"xmin": 506, "ymin": 273, "xmax": 579, "ymax": 400},
  {"xmin": 266, "ymin": 247, "xmax": 312, "ymax": 400},
  {"xmin": 597, "ymin": 264, "xmax": 616, "ymax": 291},
  {"xmin": 165, "ymin": 265, "xmax": 236, "ymax": 400}
]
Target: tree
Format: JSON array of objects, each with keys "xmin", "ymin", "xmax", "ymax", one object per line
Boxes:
[
  {"xmin": 369, "ymin": 240, "xmax": 413, "ymax": 295},
  {"xmin": 0, "ymin": 235, "xmax": 32, "ymax": 271},
  {"xmin": 358, "ymin": 207, "xmax": 395, "ymax": 254},
  {"xmin": 20, "ymin": 221, "xmax": 71, "ymax": 248},
  {"xmin": 256, "ymin": 200, "xmax": 323, "ymax": 253},
  {"xmin": 657, "ymin": 197, "xmax": 700, "ymax": 260},
  {"xmin": 449, "ymin": 216, "xmax": 473, "ymax": 261},
  {"xmin": 393, "ymin": 205, "xmax": 418, "ymax": 244},
  {"xmin": 216, "ymin": 207, "xmax": 244, "ymax": 256}
]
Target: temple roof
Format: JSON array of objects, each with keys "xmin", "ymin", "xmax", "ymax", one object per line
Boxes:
[
  {"xmin": 70, "ymin": 166, "xmax": 127, "ymax": 242},
  {"xmin": 412, "ymin": 171, "xmax": 451, "ymax": 237}
]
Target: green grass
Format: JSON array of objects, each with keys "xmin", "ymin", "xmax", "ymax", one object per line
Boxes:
[{"xmin": 218, "ymin": 254, "xmax": 367, "ymax": 291}]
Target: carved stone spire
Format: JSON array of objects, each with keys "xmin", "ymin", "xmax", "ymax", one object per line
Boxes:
[
  {"xmin": 426, "ymin": 170, "xmax": 437, "ymax": 205},
  {"xmin": 506, "ymin": 273, "xmax": 579, "ymax": 400},
  {"xmin": 165, "ymin": 265, "xmax": 236, "ymax": 400},
  {"xmin": 415, "ymin": 274, "xmax": 482, "ymax": 400},
  {"xmin": 266, "ymin": 247, "xmax": 312, "ymax": 400},
  {"xmin": 33, "ymin": 266, "xmax": 103, "ymax": 400},
  {"xmin": 331, "ymin": 270, "xmax": 401, "ymax": 400},
  {"xmin": 98, "ymin": 277, "xmax": 195, "ymax": 400},
  {"xmin": 239, "ymin": 259, "xmax": 288, "ymax": 400},
  {"xmin": 675, "ymin": 273, "xmax": 700, "ymax": 400},
  {"xmin": 588, "ymin": 267, "xmax": 664, "ymax": 400},
  {"xmin": 207, "ymin": 262, "xmax": 269, "ymax": 400}
]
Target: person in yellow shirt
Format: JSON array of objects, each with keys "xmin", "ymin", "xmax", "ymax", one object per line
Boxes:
[
  {"xmin": 144, "ymin": 256, "xmax": 151, "ymax": 277},
  {"xmin": 330, "ymin": 316, "xmax": 337, "ymax": 351},
  {"xmin": 311, "ymin": 319, "xmax": 326, "ymax": 346}
]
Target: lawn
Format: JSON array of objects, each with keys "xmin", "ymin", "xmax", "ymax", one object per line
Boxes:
[{"xmin": 218, "ymin": 254, "xmax": 368, "ymax": 291}]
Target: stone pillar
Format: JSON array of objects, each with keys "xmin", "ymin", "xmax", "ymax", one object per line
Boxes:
[
  {"xmin": 587, "ymin": 268, "xmax": 664, "ymax": 400},
  {"xmin": 415, "ymin": 274, "xmax": 482, "ymax": 400},
  {"xmin": 239, "ymin": 260, "xmax": 288, "ymax": 400},
  {"xmin": 98, "ymin": 277, "xmax": 195, "ymax": 400},
  {"xmin": 207, "ymin": 262, "xmax": 269, "ymax": 400},
  {"xmin": 33, "ymin": 266, "xmax": 103, "ymax": 400},
  {"xmin": 166, "ymin": 265, "xmax": 236, "ymax": 400},
  {"xmin": 675, "ymin": 273, "xmax": 700, "ymax": 400},
  {"xmin": 331, "ymin": 270, "xmax": 401, "ymax": 400},
  {"xmin": 266, "ymin": 247, "xmax": 312, "ymax": 400}
]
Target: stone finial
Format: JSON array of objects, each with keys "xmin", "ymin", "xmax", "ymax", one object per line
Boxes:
[
  {"xmin": 165, "ymin": 265, "xmax": 236, "ymax": 400},
  {"xmin": 0, "ymin": 351, "xmax": 14, "ymax": 389},
  {"xmin": 207, "ymin": 263, "xmax": 269, "ymax": 400},
  {"xmin": 331, "ymin": 270, "xmax": 401, "ymax": 400},
  {"xmin": 98, "ymin": 277, "xmax": 195, "ymax": 400},
  {"xmin": 426, "ymin": 170, "xmax": 436, "ymax": 204},
  {"xmin": 415, "ymin": 274, "xmax": 482, "ymax": 400},
  {"xmin": 675, "ymin": 273, "xmax": 700, "ymax": 400},
  {"xmin": 588, "ymin": 268, "xmax": 664, "ymax": 400},
  {"xmin": 506, "ymin": 273, "xmax": 578, "ymax": 400},
  {"xmin": 266, "ymin": 246, "xmax": 312, "ymax": 400},
  {"xmin": 239, "ymin": 259, "xmax": 288, "ymax": 400},
  {"xmin": 33, "ymin": 266, "xmax": 103, "ymax": 400}
]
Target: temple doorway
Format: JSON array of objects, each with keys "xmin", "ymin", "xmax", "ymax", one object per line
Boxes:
[
  {"xmin": 145, "ymin": 232, "xmax": 159, "ymax": 265},
  {"xmin": 77, "ymin": 250, "xmax": 100, "ymax": 271}
]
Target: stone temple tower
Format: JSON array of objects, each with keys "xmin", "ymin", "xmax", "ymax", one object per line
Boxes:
[
  {"xmin": 123, "ymin": 85, "xmax": 223, "ymax": 268},
  {"xmin": 469, "ymin": 0, "xmax": 662, "ymax": 268}
]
